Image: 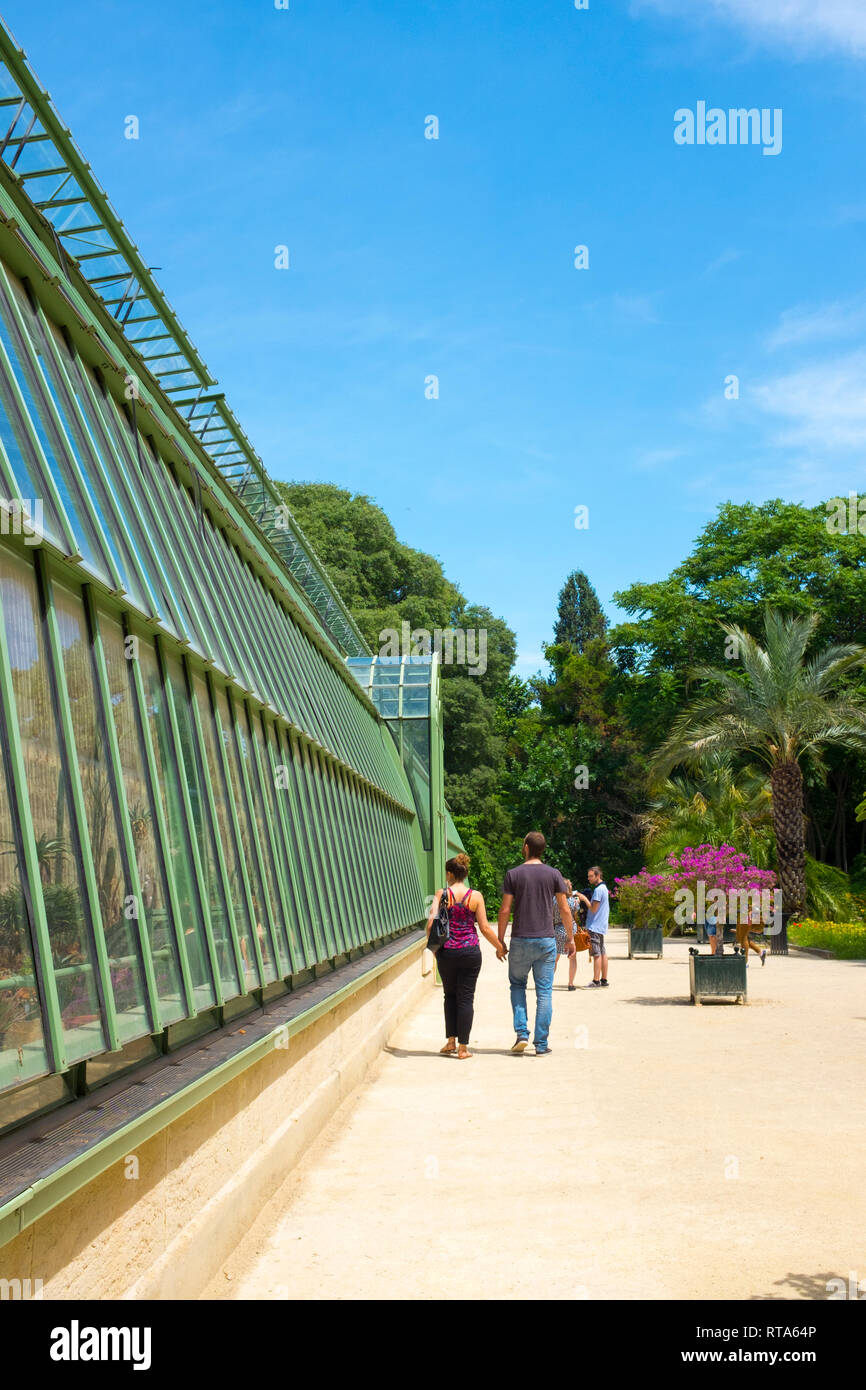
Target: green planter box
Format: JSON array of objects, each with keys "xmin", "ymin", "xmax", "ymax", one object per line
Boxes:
[
  {"xmin": 689, "ymin": 949, "xmax": 747, "ymax": 1005},
  {"xmin": 628, "ymin": 925, "xmax": 663, "ymax": 959}
]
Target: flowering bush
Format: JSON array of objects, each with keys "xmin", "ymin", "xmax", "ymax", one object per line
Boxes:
[
  {"xmin": 789, "ymin": 919, "xmax": 866, "ymax": 960},
  {"xmin": 615, "ymin": 844, "xmax": 777, "ymax": 929}
]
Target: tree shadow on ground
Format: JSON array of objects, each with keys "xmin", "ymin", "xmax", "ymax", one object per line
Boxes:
[{"xmin": 750, "ymin": 1271, "xmax": 841, "ymax": 1300}]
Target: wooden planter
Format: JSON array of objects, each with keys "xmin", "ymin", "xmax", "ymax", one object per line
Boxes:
[
  {"xmin": 689, "ymin": 949, "xmax": 747, "ymax": 1005},
  {"xmin": 628, "ymin": 925, "xmax": 663, "ymax": 959}
]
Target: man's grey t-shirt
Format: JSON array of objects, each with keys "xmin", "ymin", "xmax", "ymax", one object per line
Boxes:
[{"xmin": 503, "ymin": 861, "xmax": 568, "ymax": 938}]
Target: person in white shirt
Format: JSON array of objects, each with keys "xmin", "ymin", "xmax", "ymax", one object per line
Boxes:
[{"xmin": 576, "ymin": 865, "xmax": 610, "ymax": 988}]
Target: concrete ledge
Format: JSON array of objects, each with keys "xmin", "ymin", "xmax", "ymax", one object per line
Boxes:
[{"xmin": 0, "ymin": 937, "xmax": 432, "ymax": 1299}]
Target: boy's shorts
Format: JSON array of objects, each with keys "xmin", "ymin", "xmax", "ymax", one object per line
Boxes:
[{"xmin": 589, "ymin": 931, "xmax": 606, "ymax": 957}]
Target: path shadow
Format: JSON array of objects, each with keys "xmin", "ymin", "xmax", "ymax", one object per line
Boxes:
[
  {"xmin": 622, "ymin": 995, "xmax": 692, "ymax": 1007},
  {"xmin": 384, "ymin": 1045, "xmax": 521, "ymax": 1059}
]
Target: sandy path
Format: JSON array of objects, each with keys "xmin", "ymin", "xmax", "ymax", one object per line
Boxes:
[{"xmin": 204, "ymin": 931, "xmax": 866, "ymax": 1301}]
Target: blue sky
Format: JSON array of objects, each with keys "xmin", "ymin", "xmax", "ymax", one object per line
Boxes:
[{"xmin": 4, "ymin": 0, "xmax": 866, "ymax": 674}]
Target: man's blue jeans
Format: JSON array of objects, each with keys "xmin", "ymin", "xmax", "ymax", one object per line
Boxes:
[{"xmin": 508, "ymin": 937, "xmax": 557, "ymax": 1050}]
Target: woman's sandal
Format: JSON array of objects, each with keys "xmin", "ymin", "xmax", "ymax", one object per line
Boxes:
[
  {"xmin": 457, "ymin": 1047, "xmax": 472, "ymax": 1060},
  {"xmin": 440, "ymin": 1043, "xmax": 457, "ymax": 1055}
]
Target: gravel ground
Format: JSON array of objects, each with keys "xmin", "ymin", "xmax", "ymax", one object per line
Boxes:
[{"xmin": 205, "ymin": 930, "xmax": 866, "ymax": 1301}]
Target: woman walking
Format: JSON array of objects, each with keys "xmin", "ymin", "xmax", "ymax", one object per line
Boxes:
[
  {"xmin": 553, "ymin": 880, "xmax": 582, "ymax": 989},
  {"xmin": 426, "ymin": 853, "xmax": 506, "ymax": 1059}
]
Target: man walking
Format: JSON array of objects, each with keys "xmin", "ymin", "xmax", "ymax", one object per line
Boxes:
[
  {"xmin": 498, "ymin": 832, "xmax": 575, "ymax": 1055},
  {"xmin": 576, "ymin": 865, "xmax": 609, "ymax": 988}
]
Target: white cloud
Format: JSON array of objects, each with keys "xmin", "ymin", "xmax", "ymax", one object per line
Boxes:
[
  {"xmin": 635, "ymin": 0, "xmax": 866, "ymax": 57},
  {"xmin": 703, "ymin": 248, "xmax": 740, "ymax": 276},
  {"xmin": 634, "ymin": 446, "xmax": 684, "ymax": 471},
  {"xmin": 612, "ymin": 292, "xmax": 660, "ymax": 324},
  {"xmin": 766, "ymin": 296, "xmax": 866, "ymax": 350},
  {"xmin": 751, "ymin": 350, "xmax": 866, "ymax": 449}
]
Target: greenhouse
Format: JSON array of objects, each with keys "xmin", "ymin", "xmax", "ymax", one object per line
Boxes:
[{"xmin": 0, "ymin": 19, "xmax": 446, "ymax": 1161}]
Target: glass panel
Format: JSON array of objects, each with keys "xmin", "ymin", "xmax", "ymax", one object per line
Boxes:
[
  {"xmin": 53, "ymin": 582, "xmax": 149, "ymax": 1042},
  {"xmin": 191, "ymin": 673, "xmax": 258, "ymax": 992},
  {"xmin": 269, "ymin": 724, "xmax": 317, "ymax": 970},
  {"xmin": 166, "ymin": 658, "xmax": 239, "ymax": 998},
  {"xmin": 132, "ymin": 442, "xmax": 204, "ymax": 654},
  {"xmin": 0, "ymin": 666, "xmax": 50, "ymax": 1092},
  {"xmin": 36, "ymin": 318, "xmax": 143, "ymax": 604},
  {"xmin": 0, "ymin": 345, "xmax": 66, "ymax": 549},
  {"xmin": 213, "ymin": 686, "xmax": 276, "ymax": 983},
  {"xmin": 294, "ymin": 739, "xmax": 337, "ymax": 957},
  {"xmin": 0, "ymin": 548, "xmax": 106, "ymax": 1062},
  {"xmin": 96, "ymin": 393, "xmax": 182, "ymax": 635},
  {"xmin": 0, "ymin": 275, "xmax": 99, "ymax": 569},
  {"xmin": 258, "ymin": 716, "xmax": 306, "ymax": 972},
  {"xmin": 138, "ymin": 639, "xmax": 215, "ymax": 1011},
  {"xmin": 394, "ymin": 717, "xmax": 432, "ymax": 849},
  {"xmin": 96, "ymin": 610, "xmax": 185, "ymax": 1024},
  {"xmin": 240, "ymin": 707, "xmax": 290, "ymax": 975}
]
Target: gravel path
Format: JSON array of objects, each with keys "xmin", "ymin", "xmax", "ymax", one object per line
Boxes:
[{"xmin": 205, "ymin": 930, "xmax": 866, "ymax": 1301}]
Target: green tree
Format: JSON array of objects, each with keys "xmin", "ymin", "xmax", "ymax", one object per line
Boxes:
[
  {"xmin": 554, "ymin": 571, "xmax": 607, "ymax": 652},
  {"xmin": 651, "ymin": 610, "xmax": 866, "ymax": 950},
  {"xmin": 612, "ymin": 498, "xmax": 866, "ymax": 869}
]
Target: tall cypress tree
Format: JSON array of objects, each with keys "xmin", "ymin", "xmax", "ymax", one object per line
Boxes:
[{"xmin": 554, "ymin": 571, "xmax": 607, "ymax": 652}]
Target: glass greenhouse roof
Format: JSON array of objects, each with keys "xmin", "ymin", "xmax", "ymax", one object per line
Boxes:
[{"xmin": 0, "ymin": 20, "xmax": 368, "ymax": 659}]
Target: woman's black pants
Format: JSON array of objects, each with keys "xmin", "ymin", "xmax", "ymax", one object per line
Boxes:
[{"xmin": 436, "ymin": 946, "xmax": 482, "ymax": 1044}]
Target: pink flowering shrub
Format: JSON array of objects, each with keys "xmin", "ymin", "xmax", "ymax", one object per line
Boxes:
[{"xmin": 615, "ymin": 844, "xmax": 777, "ymax": 929}]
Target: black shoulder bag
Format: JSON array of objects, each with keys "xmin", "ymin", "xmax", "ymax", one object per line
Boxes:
[{"xmin": 428, "ymin": 887, "xmax": 451, "ymax": 951}]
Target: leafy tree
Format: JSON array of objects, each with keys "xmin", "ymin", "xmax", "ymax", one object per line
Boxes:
[
  {"xmin": 650, "ymin": 610, "xmax": 866, "ymax": 950},
  {"xmin": 613, "ymin": 498, "xmax": 866, "ymax": 869}
]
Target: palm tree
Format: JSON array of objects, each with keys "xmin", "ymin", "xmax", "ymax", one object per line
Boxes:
[
  {"xmin": 650, "ymin": 609, "xmax": 866, "ymax": 952},
  {"xmin": 643, "ymin": 752, "xmax": 775, "ymax": 870}
]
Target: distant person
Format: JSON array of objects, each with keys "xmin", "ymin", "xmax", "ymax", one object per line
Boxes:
[
  {"xmin": 426, "ymin": 853, "xmax": 506, "ymax": 1060},
  {"xmin": 498, "ymin": 832, "xmax": 575, "ymax": 1055},
  {"xmin": 706, "ymin": 907, "xmax": 720, "ymax": 954},
  {"xmin": 553, "ymin": 878, "xmax": 573, "ymax": 963},
  {"xmin": 553, "ymin": 880, "xmax": 583, "ymax": 991},
  {"xmin": 736, "ymin": 906, "xmax": 767, "ymax": 966},
  {"xmin": 576, "ymin": 865, "xmax": 610, "ymax": 988}
]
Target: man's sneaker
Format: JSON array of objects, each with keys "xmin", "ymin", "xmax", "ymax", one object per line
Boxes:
[
  {"xmin": 600, "ymin": 979, "xmax": 610, "ymax": 987},
  {"xmin": 511, "ymin": 1038, "xmax": 529, "ymax": 1053},
  {"xmin": 534, "ymin": 1046, "xmax": 552, "ymax": 1055},
  {"xmin": 587, "ymin": 980, "xmax": 602, "ymax": 988}
]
